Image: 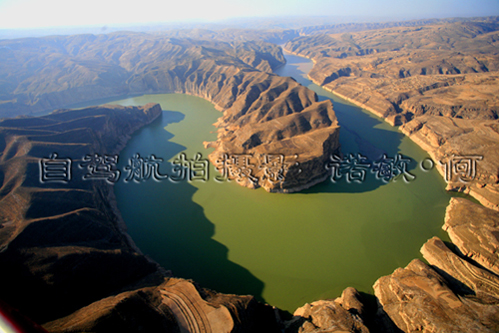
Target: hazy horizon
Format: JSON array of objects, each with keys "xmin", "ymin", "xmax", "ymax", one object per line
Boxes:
[{"xmin": 1, "ymin": 0, "xmax": 498, "ymax": 31}]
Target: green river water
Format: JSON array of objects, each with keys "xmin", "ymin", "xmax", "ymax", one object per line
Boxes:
[{"xmin": 111, "ymin": 53, "xmax": 452, "ymax": 312}]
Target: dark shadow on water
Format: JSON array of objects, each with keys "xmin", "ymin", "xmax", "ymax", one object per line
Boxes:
[
  {"xmin": 278, "ymin": 52, "xmax": 418, "ymax": 195},
  {"xmin": 298, "ymin": 97, "xmax": 418, "ymax": 195},
  {"xmin": 114, "ymin": 110, "xmax": 265, "ymax": 302}
]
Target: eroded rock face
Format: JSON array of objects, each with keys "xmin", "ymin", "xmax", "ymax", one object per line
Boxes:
[
  {"xmin": 285, "ymin": 22, "xmax": 499, "ymax": 127},
  {"xmin": 443, "ymin": 197, "xmax": 499, "ymax": 276},
  {"xmin": 374, "ymin": 197, "xmax": 499, "ymax": 333},
  {"xmin": 209, "ymin": 98, "xmax": 340, "ymax": 192},
  {"xmin": 374, "ymin": 259, "xmax": 498, "ymax": 333},
  {"xmin": 285, "ymin": 287, "xmax": 369, "ymax": 333},
  {"xmin": 399, "ymin": 116, "xmax": 499, "ymax": 210},
  {"xmin": 285, "ymin": 19, "xmax": 499, "ymax": 208},
  {"xmin": 421, "ymin": 236, "xmax": 499, "ymax": 303},
  {"xmin": 44, "ymin": 278, "xmax": 280, "ymax": 333},
  {"xmin": 43, "ymin": 285, "xmax": 178, "ymax": 333}
]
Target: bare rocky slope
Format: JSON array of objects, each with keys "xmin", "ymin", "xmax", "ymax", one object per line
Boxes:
[
  {"xmin": 0, "ymin": 104, "xmax": 280, "ymax": 332},
  {"xmin": 2, "ymin": 19, "xmax": 499, "ymax": 332},
  {"xmin": 0, "ymin": 104, "xmax": 165, "ymax": 323},
  {"xmin": 284, "ymin": 17, "xmax": 499, "ymax": 332},
  {"xmin": 0, "ymin": 32, "xmax": 339, "ymax": 192},
  {"xmin": 285, "ymin": 18, "xmax": 499, "ymax": 210}
]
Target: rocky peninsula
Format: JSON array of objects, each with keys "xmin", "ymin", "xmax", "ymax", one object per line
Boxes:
[
  {"xmin": 284, "ymin": 17, "xmax": 499, "ymax": 332},
  {"xmin": 284, "ymin": 18, "xmax": 499, "ymax": 209},
  {"xmin": 0, "ymin": 32, "xmax": 339, "ymax": 193},
  {"xmin": 0, "ymin": 18, "xmax": 498, "ymax": 332}
]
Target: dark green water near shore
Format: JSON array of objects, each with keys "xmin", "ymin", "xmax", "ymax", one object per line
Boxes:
[{"xmin": 112, "ymin": 53, "xmax": 452, "ymax": 312}]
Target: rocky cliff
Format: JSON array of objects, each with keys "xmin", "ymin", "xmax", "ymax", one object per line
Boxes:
[
  {"xmin": 0, "ymin": 104, "xmax": 281, "ymax": 332},
  {"xmin": 374, "ymin": 198, "xmax": 499, "ymax": 332},
  {"xmin": 283, "ymin": 17, "xmax": 499, "ymax": 333},
  {"xmin": 285, "ymin": 19, "xmax": 499, "ymax": 209},
  {"xmin": 0, "ymin": 32, "xmax": 340, "ymax": 192}
]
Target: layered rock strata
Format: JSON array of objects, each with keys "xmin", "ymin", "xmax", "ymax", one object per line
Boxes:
[
  {"xmin": 373, "ymin": 198, "xmax": 499, "ymax": 332},
  {"xmin": 44, "ymin": 278, "xmax": 279, "ymax": 333},
  {"xmin": 400, "ymin": 115, "xmax": 499, "ymax": 210},
  {"xmin": 285, "ymin": 19, "xmax": 499, "ymax": 208},
  {"xmin": 0, "ymin": 33, "xmax": 340, "ymax": 192},
  {"xmin": 284, "ymin": 197, "xmax": 499, "ymax": 333},
  {"xmin": 0, "ymin": 104, "xmax": 280, "ymax": 331}
]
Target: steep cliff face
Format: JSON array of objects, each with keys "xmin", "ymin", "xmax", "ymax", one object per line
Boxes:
[
  {"xmin": 0, "ymin": 104, "xmax": 163, "ymax": 323},
  {"xmin": 374, "ymin": 198, "xmax": 499, "ymax": 333},
  {"xmin": 399, "ymin": 115, "xmax": 499, "ymax": 210},
  {"xmin": 285, "ymin": 19, "xmax": 499, "ymax": 209},
  {"xmin": 0, "ymin": 104, "xmax": 283, "ymax": 332},
  {"xmin": 207, "ymin": 81, "xmax": 340, "ymax": 192}
]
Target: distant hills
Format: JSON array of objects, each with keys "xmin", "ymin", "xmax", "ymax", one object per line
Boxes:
[{"xmin": 1, "ymin": 16, "xmax": 499, "ymax": 332}]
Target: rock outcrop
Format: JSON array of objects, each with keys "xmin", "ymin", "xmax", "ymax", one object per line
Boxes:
[
  {"xmin": 374, "ymin": 259, "xmax": 499, "ymax": 333},
  {"xmin": 399, "ymin": 115, "xmax": 499, "ymax": 210},
  {"xmin": 374, "ymin": 198, "xmax": 499, "ymax": 332},
  {"xmin": 284, "ymin": 288, "xmax": 370, "ymax": 333},
  {"xmin": 0, "ymin": 33, "xmax": 340, "ymax": 192},
  {"xmin": 443, "ymin": 197, "xmax": 499, "ymax": 276},
  {"xmin": 285, "ymin": 19, "xmax": 499, "ymax": 208},
  {"xmin": 44, "ymin": 278, "xmax": 279, "ymax": 333},
  {"xmin": 0, "ymin": 104, "xmax": 283, "ymax": 332},
  {"xmin": 421, "ymin": 236, "xmax": 499, "ymax": 303},
  {"xmin": 279, "ymin": 196, "xmax": 499, "ymax": 333},
  {"xmin": 283, "ymin": 286, "xmax": 403, "ymax": 333}
]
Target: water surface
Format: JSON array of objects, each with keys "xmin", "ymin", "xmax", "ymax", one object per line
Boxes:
[{"xmin": 112, "ymin": 53, "xmax": 452, "ymax": 312}]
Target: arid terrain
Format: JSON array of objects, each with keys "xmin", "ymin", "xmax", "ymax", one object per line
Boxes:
[
  {"xmin": 285, "ymin": 18, "xmax": 499, "ymax": 210},
  {"xmin": 0, "ymin": 33, "xmax": 340, "ymax": 192},
  {"xmin": 0, "ymin": 17, "xmax": 498, "ymax": 332},
  {"xmin": 284, "ymin": 17, "xmax": 499, "ymax": 332}
]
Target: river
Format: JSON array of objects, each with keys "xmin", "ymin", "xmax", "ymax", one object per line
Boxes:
[{"xmin": 111, "ymin": 52, "xmax": 452, "ymax": 312}]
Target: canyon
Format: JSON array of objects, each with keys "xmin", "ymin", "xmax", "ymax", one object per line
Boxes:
[
  {"xmin": 284, "ymin": 17, "xmax": 499, "ymax": 332},
  {"xmin": 0, "ymin": 17, "xmax": 498, "ymax": 332}
]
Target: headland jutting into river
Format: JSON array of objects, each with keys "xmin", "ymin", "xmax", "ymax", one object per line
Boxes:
[{"xmin": 0, "ymin": 17, "xmax": 498, "ymax": 332}]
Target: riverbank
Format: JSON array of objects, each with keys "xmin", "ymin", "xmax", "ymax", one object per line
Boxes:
[
  {"xmin": 284, "ymin": 47, "xmax": 499, "ymax": 211},
  {"xmin": 282, "ymin": 29, "xmax": 499, "ymax": 331}
]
